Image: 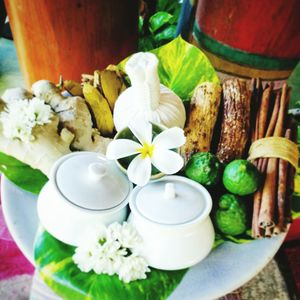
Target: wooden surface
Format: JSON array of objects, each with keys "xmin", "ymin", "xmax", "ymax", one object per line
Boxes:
[{"xmin": 4, "ymin": 0, "xmax": 139, "ymax": 87}]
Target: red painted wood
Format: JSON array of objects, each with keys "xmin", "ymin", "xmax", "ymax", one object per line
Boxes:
[
  {"xmin": 196, "ymin": 0, "xmax": 300, "ymax": 58},
  {"xmin": 5, "ymin": 0, "xmax": 139, "ymax": 86},
  {"xmin": 286, "ymin": 219, "xmax": 300, "ymax": 241}
]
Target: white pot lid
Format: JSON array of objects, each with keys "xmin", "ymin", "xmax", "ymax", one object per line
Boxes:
[
  {"xmin": 52, "ymin": 152, "xmax": 131, "ymax": 210},
  {"xmin": 131, "ymin": 176, "xmax": 212, "ymax": 225}
]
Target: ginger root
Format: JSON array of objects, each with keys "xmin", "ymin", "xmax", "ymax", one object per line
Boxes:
[
  {"xmin": 0, "ymin": 111, "xmax": 73, "ymax": 176},
  {"xmin": 0, "ymin": 81, "xmax": 111, "ymax": 176},
  {"xmin": 32, "ymin": 80, "xmax": 111, "ymax": 152}
]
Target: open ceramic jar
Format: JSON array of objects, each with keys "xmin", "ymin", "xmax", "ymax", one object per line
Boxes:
[
  {"xmin": 37, "ymin": 152, "xmax": 132, "ymax": 246},
  {"xmin": 129, "ymin": 176, "xmax": 215, "ymax": 270}
]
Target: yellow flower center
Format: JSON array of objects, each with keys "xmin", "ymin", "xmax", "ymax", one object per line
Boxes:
[{"xmin": 138, "ymin": 143, "xmax": 155, "ymax": 159}]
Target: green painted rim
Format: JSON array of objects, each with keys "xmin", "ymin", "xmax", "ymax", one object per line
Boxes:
[{"xmin": 193, "ymin": 23, "xmax": 299, "ymax": 71}]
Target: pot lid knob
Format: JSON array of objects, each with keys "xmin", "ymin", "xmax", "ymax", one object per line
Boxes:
[
  {"xmin": 164, "ymin": 183, "xmax": 176, "ymax": 200},
  {"xmin": 88, "ymin": 162, "xmax": 107, "ymax": 181}
]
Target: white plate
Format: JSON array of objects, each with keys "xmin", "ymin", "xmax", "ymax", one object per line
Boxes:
[{"xmin": 1, "ymin": 176, "xmax": 286, "ymax": 300}]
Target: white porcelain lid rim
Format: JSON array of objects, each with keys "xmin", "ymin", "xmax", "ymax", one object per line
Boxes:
[
  {"xmin": 50, "ymin": 152, "xmax": 132, "ymax": 211},
  {"xmin": 129, "ymin": 176, "xmax": 212, "ymax": 227},
  {"xmin": 53, "ymin": 178, "xmax": 131, "ymax": 212}
]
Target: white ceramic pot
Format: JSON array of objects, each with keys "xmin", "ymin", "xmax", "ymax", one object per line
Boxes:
[
  {"xmin": 129, "ymin": 176, "xmax": 215, "ymax": 270},
  {"xmin": 37, "ymin": 152, "xmax": 132, "ymax": 246}
]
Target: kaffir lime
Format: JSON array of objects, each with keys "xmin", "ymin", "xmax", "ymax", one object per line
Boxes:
[
  {"xmin": 215, "ymin": 193, "xmax": 247, "ymax": 236},
  {"xmin": 185, "ymin": 152, "xmax": 221, "ymax": 186},
  {"xmin": 223, "ymin": 160, "xmax": 260, "ymax": 196}
]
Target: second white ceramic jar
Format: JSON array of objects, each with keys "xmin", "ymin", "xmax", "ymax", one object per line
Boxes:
[{"xmin": 129, "ymin": 176, "xmax": 215, "ymax": 270}]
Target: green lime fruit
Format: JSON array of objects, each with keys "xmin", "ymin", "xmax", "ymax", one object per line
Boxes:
[
  {"xmin": 215, "ymin": 193, "xmax": 247, "ymax": 236},
  {"xmin": 185, "ymin": 152, "xmax": 221, "ymax": 186},
  {"xmin": 223, "ymin": 160, "xmax": 260, "ymax": 196}
]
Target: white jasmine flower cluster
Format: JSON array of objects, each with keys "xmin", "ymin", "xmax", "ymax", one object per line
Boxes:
[
  {"xmin": 0, "ymin": 98, "xmax": 53, "ymax": 142},
  {"xmin": 72, "ymin": 222, "xmax": 150, "ymax": 283}
]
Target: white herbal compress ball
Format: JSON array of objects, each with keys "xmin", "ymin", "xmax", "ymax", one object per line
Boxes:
[{"xmin": 113, "ymin": 52, "xmax": 186, "ymax": 131}]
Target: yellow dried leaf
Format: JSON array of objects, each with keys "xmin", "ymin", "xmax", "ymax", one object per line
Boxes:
[
  {"xmin": 83, "ymin": 83, "xmax": 114, "ymax": 136},
  {"xmin": 64, "ymin": 80, "xmax": 83, "ymax": 96},
  {"xmin": 100, "ymin": 70, "xmax": 123, "ymax": 111}
]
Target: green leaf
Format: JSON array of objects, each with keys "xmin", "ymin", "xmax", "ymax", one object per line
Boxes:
[
  {"xmin": 149, "ymin": 12, "xmax": 174, "ymax": 33},
  {"xmin": 154, "ymin": 25, "xmax": 177, "ymax": 42},
  {"xmin": 138, "ymin": 35, "xmax": 156, "ymax": 52},
  {"xmin": 0, "ymin": 151, "xmax": 48, "ymax": 194},
  {"xmin": 34, "ymin": 229, "xmax": 188, "ymax": 300},
  {"xmin": 119, "ymin": 36, "xmax": 219, "ymax": 100},
  {"xmin": 138, "ymin": 16, "xmax": 144, "ymax": 33},
  {"xmin": 287, "ymin": 61, "xmax": 300, "ymax": 108},
  {"xmin": 151, "ymin": 36, "xmax": 219, "ymax": 100},
  {"xmin": 213, "ymin": 229, "xmax": 253, "ymax": 245},
  {"xmin": 156, "ymin": 0, "xmax": 182, "ymax": 19}
]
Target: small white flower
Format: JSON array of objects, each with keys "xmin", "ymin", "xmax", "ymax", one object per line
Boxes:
[
  {"xmin": 93, "ymin": 241, "xmax": 126, "ymax": 276},
  {"xmin": 106, "ymin": 222, "xmax": 122, "ymax": 242},
  {"xmin": 106, "ymin": 118, "xmax": 186, "ymax": 186},
  {"xmin": 0, "ymin": 98, "xmax": 53, "ymax": 142},
  {"xmin": 72, "ymin": 242, "xmax": 100, "ymax": 273},
  {"xmin": 118, "ymin": 255, "xmax": 150, "ymax": 283},
  {"xmin": 1, "ymin": 114, "xmax": 34, "ymax": 142},
  {"xmin": 26, "ymin": 97, "xmax": 53, "ymax": 125},
  {"xmin": 73, "ymin": 222, "xmax": 150, "ymax": 283},
  {"xmin": 118, "ymin": 222, "xmax": 142, "ymax": 250}
]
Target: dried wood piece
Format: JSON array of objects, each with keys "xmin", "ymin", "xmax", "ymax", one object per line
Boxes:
[
  {"xmin": 181, "ymin": 82, "xmax": 221, "ymax": 162},
  {"xmin": 216, "ymin": 79, "xmax": 251, "ymax": 163}
]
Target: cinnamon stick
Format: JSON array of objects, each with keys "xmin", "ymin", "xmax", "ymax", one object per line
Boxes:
[
  {"xmin": 251, "ymin": 78, "xmax": 262, "ymax": 143},
  {"xmin": 265, "ymin": 91, "xmax": 280, "ymax": 137},
  {"xmin": 265, "ymin": 226, "xmax": 273, "ymax": 237},
  {"xmin": 258, "ymin": 83, "xmax": 273, "ymax": 139},
  {"xmin": 252, "ymin": 85, "xmax": 278, "ymax": 236},
  {"xmin": 285, "ymin": 119, "xmax": 297, "ymax": 224},
  {"xmin": 258, "ymin": 84, "xmax": 289, "ymax": 229},
  {"xmin": 277, "ymin": 128, "xmax": 292, "ymax": 231}
]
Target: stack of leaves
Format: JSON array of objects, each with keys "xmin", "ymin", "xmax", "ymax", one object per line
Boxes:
[
  {"xmin": 64, "ymin": 66, "xmax": 127, "ymax": 137},
  {"xmin": 138, "ymin": 0, "xmax": 182, "ymax": 51}
]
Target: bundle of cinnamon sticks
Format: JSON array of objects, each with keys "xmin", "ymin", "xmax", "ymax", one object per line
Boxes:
[{"xmin": 251, "ymin": 79, "xmax": 296, "ymax": 238}]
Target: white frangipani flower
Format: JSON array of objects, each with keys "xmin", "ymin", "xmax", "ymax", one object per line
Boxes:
[
  {"xmin": 118, "ymin": 255, "xmax": 150, "ymax": 283},
  {"xmin": 106, "ymin": 119, "xmax": 186, "ymax": 186}
]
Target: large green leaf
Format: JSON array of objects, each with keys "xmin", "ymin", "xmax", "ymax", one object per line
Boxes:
[
  {"xmin": 0, "ymin": 152, "xmax": 48, "ymax": 194},
  {"xmin": 151, "ymin": 36, "xmax": 219, "ymax": 100},
  {"xmin": 121, "ymin": 36, "xmax": 219, "ymax": 100},
  {"xmin": 34, "ymin": 229, "xmax": 187, "ymax": 300}
]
